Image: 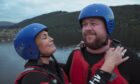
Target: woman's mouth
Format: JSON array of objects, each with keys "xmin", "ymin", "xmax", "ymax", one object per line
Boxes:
[{"xmin": 48, "ymin": 43, "xmax": 55, "ymax": 48}]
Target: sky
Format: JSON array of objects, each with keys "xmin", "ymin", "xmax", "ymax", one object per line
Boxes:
[{"xmin": 0, "ymin": 0, "xmax": 140, "ymax": 23}]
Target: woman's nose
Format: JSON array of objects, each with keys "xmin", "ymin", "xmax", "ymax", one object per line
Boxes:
[{"xmin": 49, "ymin": 36, "xmax": 54, "ymax": 41}]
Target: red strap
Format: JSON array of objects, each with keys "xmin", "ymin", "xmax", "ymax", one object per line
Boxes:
[
  {"xmin": 40, "ymin": 82, "xmax": 49, "ymax": 84},
  {"xmin": 15, "ymin": 66, "xmax": 48, "ymax": 84}
]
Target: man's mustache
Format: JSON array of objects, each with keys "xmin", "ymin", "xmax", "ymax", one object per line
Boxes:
[{"xmin": 84, "ymin": 30, "xmax": 96, "ymax": 36}]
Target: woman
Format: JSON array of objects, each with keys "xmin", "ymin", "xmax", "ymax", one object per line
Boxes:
[
  {"xmin": 14, "ymin": 23, "xmax": 69, "ymax": 84},
  {"xmin": 14, "ymin": 23, "xmax": 128, "ymax": 84}
]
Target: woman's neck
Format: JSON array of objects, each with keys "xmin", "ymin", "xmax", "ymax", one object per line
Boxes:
[{"xmin": 40, "ymin": 57, "xmax": 50, "ymax": 64}]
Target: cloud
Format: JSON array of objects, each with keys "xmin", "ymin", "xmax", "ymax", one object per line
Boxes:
[{"xmin": 0, "ymin": 0, "xmax": 139, "ymax": 22}]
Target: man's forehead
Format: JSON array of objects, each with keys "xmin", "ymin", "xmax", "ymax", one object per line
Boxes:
[{"xmin": 82, "ymin": 17, "xmax": 103, "ymax": 22}]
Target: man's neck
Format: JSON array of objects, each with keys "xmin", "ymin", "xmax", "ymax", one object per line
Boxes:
[{"xmin": 86, "ymin": 39, "xmax": 111, "ymax": 54}]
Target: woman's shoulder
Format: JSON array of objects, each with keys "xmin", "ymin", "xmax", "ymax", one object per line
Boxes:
[{"xmin": 21, "ymin": 71, "xmax": 49, "ymax": 84}]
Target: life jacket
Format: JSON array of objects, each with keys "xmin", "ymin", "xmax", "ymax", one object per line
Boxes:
[
  {"xmin": 15, "ymin": 66, "xmax": 69, "ymax": 84},
  {"xmin": 69, "ymin": 49, "xmax": 128, "ymax": 84}
]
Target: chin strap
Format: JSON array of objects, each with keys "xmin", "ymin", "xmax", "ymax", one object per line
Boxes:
[{"xmin": 40, "ymin": 55, "xmax": 51, "ymax": 58}]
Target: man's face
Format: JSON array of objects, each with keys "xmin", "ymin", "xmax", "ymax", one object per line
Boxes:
[{"xmin": 81, "ymin": 17, "xmax": 108, "ymax": 49}]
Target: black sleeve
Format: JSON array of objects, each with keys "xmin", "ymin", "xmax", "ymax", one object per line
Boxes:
[
  {"xmin": 21, "ymin": 72, "xmax": 51, "ymax": 84},
  {"xmin": 118, "ymin": 48, "xmax": 140, "ymax": 84},
  {"xmin": 63, "ymin": 51, "xmax": 74, "ymax": 79},
  {"xmin": 89, "ymin": 69, "xmax": 111, "ymax": 84}
]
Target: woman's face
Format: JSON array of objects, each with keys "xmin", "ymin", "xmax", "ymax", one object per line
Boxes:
[{"xmin": 35, "ymin": 31, "xmax": 56, "ymax": 56}]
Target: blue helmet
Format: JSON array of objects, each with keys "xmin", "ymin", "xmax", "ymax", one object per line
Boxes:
[
  {"xmin": 14, "ymin": 23, "xmax": 48, "ymax": 60},
  {"xmin": 79, "ymin": 3, "xmax": 115, "ymax": 34}
]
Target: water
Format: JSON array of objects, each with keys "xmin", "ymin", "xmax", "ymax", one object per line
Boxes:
[{"xmin": 0, "ymin": 43, "xmax": 73, "ymax": 84}]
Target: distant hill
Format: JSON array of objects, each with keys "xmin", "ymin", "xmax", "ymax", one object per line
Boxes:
[
  {"xmin": 0, "ymin": 21, "xmax": 15, "ymax": 28},
  {"xmin": 12, "ymin": 5, "xmax": 140, "ymax": 28},
  {"xmin": 14, "ymin": 11, "xmax": 79, "ymax": 28},
  {"xmin": 1, "ymin": 5, "xmax": 140, "ymax": 50},
  {"xmin": 12, "ymin": 11, "xmax": 81, "ymax": 46}
]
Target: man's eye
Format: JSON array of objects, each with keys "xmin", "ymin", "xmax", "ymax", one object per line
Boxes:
[
  {"xmin": 82, "ymin": 23, "xmax": 87, "ymax": 27},
  {"xmin": 91, "ymin": 23, "xmax": 96, "ymax": 26}
]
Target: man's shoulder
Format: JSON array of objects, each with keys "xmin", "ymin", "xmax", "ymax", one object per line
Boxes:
[
  {"xmin": 111, "ymin": 39, "xmax": 139, "ymax": 60},
  {"xmin": 111, "ymin": 39, "xmax": 122, "ymax": 47},
  {"xmin": 125, "ymin": 48, "xmax": 139, "ymax": 61}
]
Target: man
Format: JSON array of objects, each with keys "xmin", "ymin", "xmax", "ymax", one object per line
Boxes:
[{"xmin": 64, "ymin": 3, "xmax": 140, "ymax": 84}]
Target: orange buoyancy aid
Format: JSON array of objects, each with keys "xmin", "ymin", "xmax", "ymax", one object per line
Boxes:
[
  {"xmin": 69, "ymin": 50, "xmax": 128, "ymax": 84},
  {"xmin": 15, "ymin": 66, "xmax": 69, "ymax": 84}
]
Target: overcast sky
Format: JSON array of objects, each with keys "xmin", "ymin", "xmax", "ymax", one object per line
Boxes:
[{"xmin": 0, "ymin": 0, "xmax": 139, "ymax": 23}]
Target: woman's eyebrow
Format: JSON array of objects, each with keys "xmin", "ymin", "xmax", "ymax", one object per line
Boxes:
[{"xmin": 43, "ymin": 33, "xmax": 48, "ymax": 36}]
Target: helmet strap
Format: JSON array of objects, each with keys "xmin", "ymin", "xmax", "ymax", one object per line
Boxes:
[{"xmin": 40, "ymin": 55, "xmax": 51, "ymax": 58}]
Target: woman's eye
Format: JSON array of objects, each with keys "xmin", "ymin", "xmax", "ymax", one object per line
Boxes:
[{"xmin": 40, "ymin": 34, "xmax": 47, "ymax": 39}]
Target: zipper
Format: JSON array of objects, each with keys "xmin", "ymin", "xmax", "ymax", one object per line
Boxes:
[{"xmin": 87, "ymin": 66, "xmax": 92, "ymax": 83}]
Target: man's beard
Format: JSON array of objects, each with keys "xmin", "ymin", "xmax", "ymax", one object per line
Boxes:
[{"xmin": 83, "ymin": 30, "xmax": 108, "ymax": 50}]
